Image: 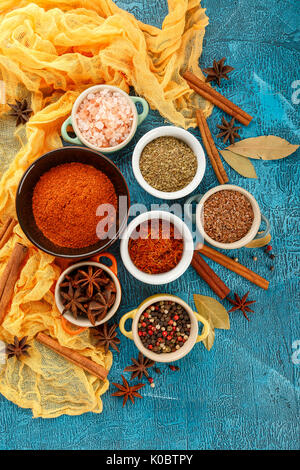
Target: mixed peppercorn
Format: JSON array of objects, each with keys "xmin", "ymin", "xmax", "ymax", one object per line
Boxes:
[{"xmin": 137, "ymin": 300, "xmax": 191, "ymax": 353}]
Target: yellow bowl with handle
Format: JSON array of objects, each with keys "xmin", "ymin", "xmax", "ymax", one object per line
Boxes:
[{"xmin": 119, "ymin": 294, "xmax": 210, "ymax": 363}]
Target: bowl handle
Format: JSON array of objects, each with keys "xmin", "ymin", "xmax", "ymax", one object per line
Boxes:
[
  {"xmin": 193, "ymin": 311, "xmax": 210, "ymax": 343},
  {"xmin": 89, "ymin": 252, "xmax": 118, "ymax": 276},
  {"xmin": 130, "ymin": 97, "xmax": 149, "ymax": 126},
  {"xmin": 119, "ymin": 309, "xmax": 137, "ymax": 340},
  {"xmin": 60, "ymin": 317, "xmax": 88, "ymax": 336},
  {"xmin": 253, "ymin": 214, "xmax": 270, "ymax": 240},
  {"xmin": 61, "ymin": 116, "xmax": 82, "ymax": 145},
  {"xmin": 185, "ymin": 194, "xmax": 203, "ymax": 224}
]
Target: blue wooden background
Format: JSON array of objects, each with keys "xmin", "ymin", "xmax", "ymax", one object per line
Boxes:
[{"xmin": 0, "ymin": 0, "xmax": 299, "ymax": 450}]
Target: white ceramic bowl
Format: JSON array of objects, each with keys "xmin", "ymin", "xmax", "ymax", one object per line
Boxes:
[
  {"xmin": 61, "ymin": 84, "xmax": 149, "ymax": 153},
  {"xmin": 195, "ymin": 185, "xmax": 266, "ymax": 250},
  {"xmin": 120, "ymin": 210, "xmax": 194, "ymax": 285},
  {"xmin": 55, "ymin": 261, "xmax": 121, "ymax": 327},
  {"xmin": 119, "ymin": 294, "xmax": 210, "ymax": 363},
  {"xmin": 132, "ymin": 126, "xmax": 206, "ymax": 199}
]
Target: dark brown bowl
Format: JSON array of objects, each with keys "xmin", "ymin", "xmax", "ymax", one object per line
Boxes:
[{"xmin": 16, "ymin": 146, "xmax": 130, "ymax": 258}]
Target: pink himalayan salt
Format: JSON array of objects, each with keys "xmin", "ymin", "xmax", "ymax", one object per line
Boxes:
[{"xmin": 76, "ymin": 89, "xmax": 134, "ymax": 148}]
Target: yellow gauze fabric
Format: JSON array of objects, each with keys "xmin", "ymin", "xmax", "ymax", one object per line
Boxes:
[{"xmin": 0, "ymin": 0, "xmax": 210, "ymax": 418}]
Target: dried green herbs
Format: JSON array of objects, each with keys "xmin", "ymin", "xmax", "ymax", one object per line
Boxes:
[{"xmin": 139, "ymin": 136, "xmax": 197, "ymax": 192}]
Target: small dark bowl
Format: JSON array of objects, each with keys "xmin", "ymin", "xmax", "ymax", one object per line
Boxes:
[{"xmin": 16, "ymin": 146, "xmax": 130, "ymax": 258}]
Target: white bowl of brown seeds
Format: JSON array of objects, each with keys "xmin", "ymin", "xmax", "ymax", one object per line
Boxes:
[
  {"xmin": 132, "ymin": 126, "xmax": 206, "ymax": 200},
  {"xmin": 194, "ymin": 185, "xmax": 270, "ymax": 250}
]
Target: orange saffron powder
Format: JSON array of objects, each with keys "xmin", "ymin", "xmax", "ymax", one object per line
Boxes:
[
  {"xmin": 128, "ymin": 219, "xmax": 184, "ymax": 274},
  {"xmin": 32, "ymin": 162, "xmax": 117, "ymax": 248}
]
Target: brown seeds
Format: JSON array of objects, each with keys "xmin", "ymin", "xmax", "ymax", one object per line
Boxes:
[{"xmin": 203, "ymin": 190, "xmax": 254, "ymax": 244}]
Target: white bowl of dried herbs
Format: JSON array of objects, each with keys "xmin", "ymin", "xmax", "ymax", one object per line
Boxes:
[{"xmin": 132, "ymin": 126, "xmax": 206, "ymax": 200}]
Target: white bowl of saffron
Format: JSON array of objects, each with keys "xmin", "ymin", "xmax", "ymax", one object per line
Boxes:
[
  {"xmin": 132, "ymin": 126, "xmax": 206, "ymax": 200},
  {"xmin": 120, "ymin": 210, "xmax": 194, "ymax": 285}
]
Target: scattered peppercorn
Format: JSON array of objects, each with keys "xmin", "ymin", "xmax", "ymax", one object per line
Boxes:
[
  {"xmin": 169, "ymin": 365, "xmax": 180, "ymax": 371},
  {"xmin": 148, "ymin": 377, "xmax": 155, "ymax": 388},
  {"xmin": 269, "ymin": 266, "xmax": 274, "ymax": 271},
  {"xmin": 154, "ymin": 367, "xmax": 161, "ymax": 375},
  {"xmin": 269, "ymin": 254, "xmax": 275, "ymax": 260}
]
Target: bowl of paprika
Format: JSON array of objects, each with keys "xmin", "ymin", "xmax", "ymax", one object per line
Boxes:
[{"xmin": 16, "ymin": 146, "xmax": 130, "ymax": 258}]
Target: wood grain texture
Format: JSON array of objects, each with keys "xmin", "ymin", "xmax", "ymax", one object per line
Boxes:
[{"xmin": 0, "ymin": 0, "xmax": 299, "ymax": 450}]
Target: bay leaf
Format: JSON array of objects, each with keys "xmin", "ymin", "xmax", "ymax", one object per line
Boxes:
[
  {"xmin": 194, "ymin": 294, "xmax": 230, "ymax": 330},
  {"xmin": 203, "ymin": 321, "xmax": 215, "ymax": 351},
  {"xmin": 226, "ymin": 136, "xmax": 299, "ymax": 160},
  {"xmin": 220, "ymin": 149, "xmax": 257, "ymax": 178},
  {"xmin": 245, "ymin": 232, "xmax": 271, "ymax": 248}
]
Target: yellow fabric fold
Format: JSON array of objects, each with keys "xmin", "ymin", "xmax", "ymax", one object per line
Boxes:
[{"xmin": 0, "ymin": 0, "xmax": 210, "ymax": 418}]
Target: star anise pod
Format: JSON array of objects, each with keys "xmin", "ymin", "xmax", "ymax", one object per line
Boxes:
[
  {"xmin": 6, "ymin": 336, "xmax": 30, "ymax": 359},
  {"xmin": 102, "ymin": 281, "xmax": 116, "ymax": 309},
  {"xmin": 111, "ymin": 375, "xmax": 145, "ymax": 406},
  {"xmin": 203, "ymin": 57, "xmax": 234, "ymax": 86},
  {"xmin": 8, "ymin": 99, "xmax": 32, "ymax": 126},
  {"xmin": 87, "ymin": 295, "xmax": 108, "ymax": 325},
  {"xmin": 60, "ymin": 274, "xmax": 79, "ymax": 289},
  {"xmin": 217, "ymin": 116, "xmax": 241, "ymax": 144},
  {"xmin": 124, "ymin": 352, "xmax": 155, "ymax": 380},
  {"xmin": 94, "ymin": 323, "xmax": 120, "ymax": 353},
  {"xmin": 60, "ymin": 284, "xmax": 89, "ymax": 319},
  {"xmin": 227, "ymin": 292, "xmax": 256, "ymax": 321},
  {"xmin": 75, "ymin": 266, "xmax": 108, "ymax": 297}
]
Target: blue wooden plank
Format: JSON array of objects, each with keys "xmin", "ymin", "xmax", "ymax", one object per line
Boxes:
[{"xmin": 0, "ymin": 0, "xmax": 299, "ymax": 450}]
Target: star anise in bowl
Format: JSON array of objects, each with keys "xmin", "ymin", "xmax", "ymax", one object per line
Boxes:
[{"xmin": 58, "ymin": 263, "xmax": 119, "ymax": 327}]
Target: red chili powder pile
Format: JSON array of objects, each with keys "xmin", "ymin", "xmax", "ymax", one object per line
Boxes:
[
  {"xmin": 32, "ymin": 162, "xmax": 117, "ymax": 248},
  {"xmin": 128, "ymin": 219, "xmax": 184, "ymax": 274}
]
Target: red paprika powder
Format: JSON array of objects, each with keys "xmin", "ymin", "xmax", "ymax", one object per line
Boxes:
[{"xmin": 32, "ymin": 162, "xmax": 117, "ymax": 248}]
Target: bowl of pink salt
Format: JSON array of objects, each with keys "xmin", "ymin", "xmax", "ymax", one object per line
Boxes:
[{"xmin": 61, "ymin": 85, "xmax": 149, "ymax": 153}]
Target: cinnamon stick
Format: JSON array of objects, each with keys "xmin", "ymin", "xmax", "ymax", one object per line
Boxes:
[
  {"xmin": 198, "ymin": 244, "xmax": 269, "ymax": 290},
  {"xmin": 36, "ymin": 332, "xmax": 108, "ymax": 381},
  {"xmin": 191, "ymin": 251, "xmax": 230, "ymax": 299},
  {"xmin": 196, "ymin": 109, "xmax": 228, "ymax": 184},
  {"xmin": 0, "ymin": 218, "xmax": 16, "ymax": 249},
  {"xmin": 0, "ymin": 243, "xmax": 28, "ymax": 325},
  {"xmin": 184, "ymin": 71, "xmax": 253, "ymax": 126}
]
